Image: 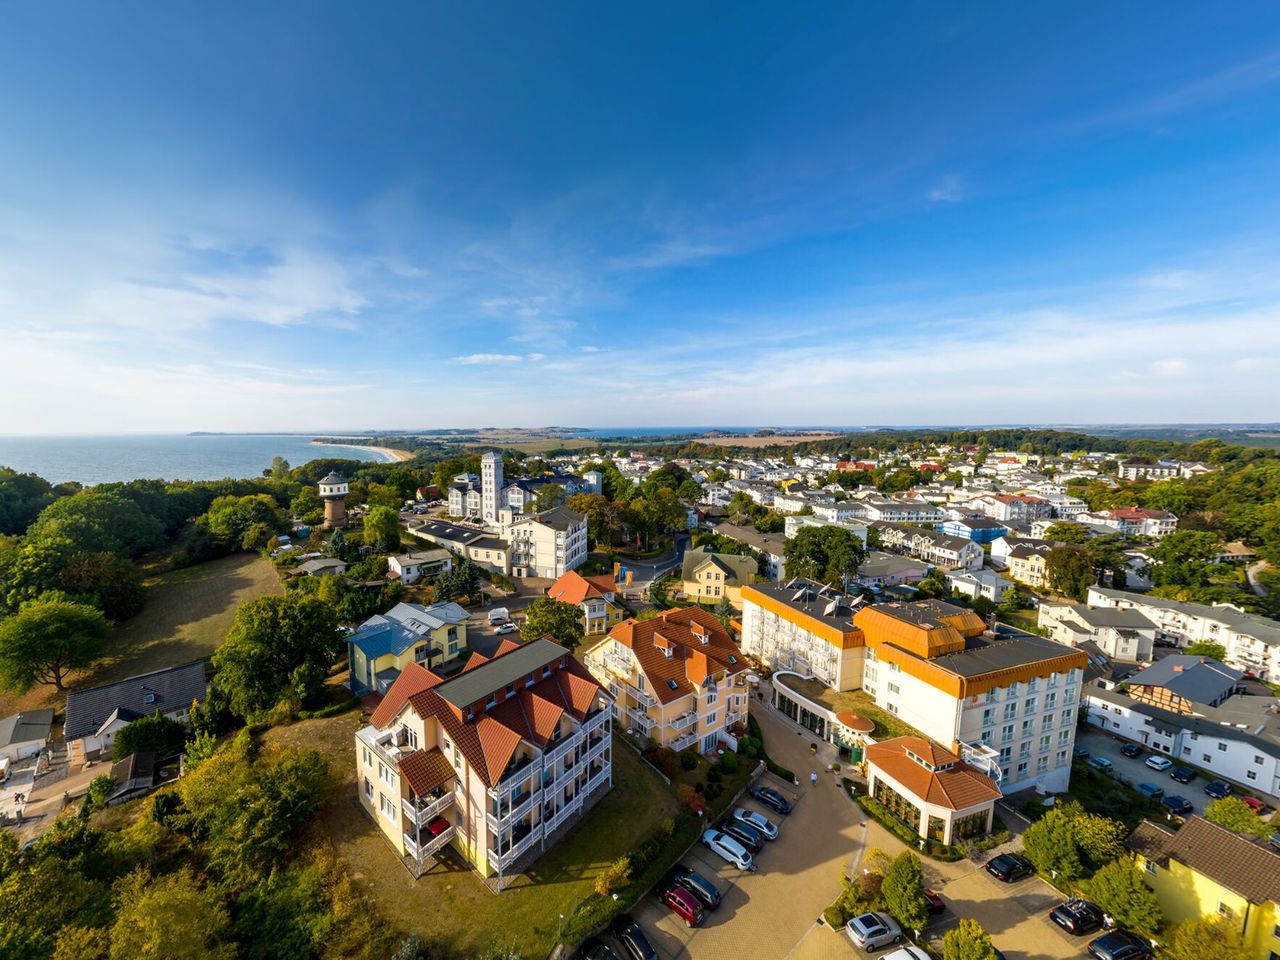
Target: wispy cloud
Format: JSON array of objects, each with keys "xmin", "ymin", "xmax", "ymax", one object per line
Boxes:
[
  {"xmin": 453, "ymin": 353, "xmax": 540, "ymax": 365},
  {"xmin": 927, "ymin": 173, "xmax": 967, "ymax": 203}
]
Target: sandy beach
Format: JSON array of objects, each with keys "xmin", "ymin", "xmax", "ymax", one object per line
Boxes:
[{"xmin": 311, "ymin": 440, "xmax": 414, "ymax": 462}]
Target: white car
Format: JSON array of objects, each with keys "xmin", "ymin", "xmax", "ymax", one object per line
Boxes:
[
  {"xmin": 1145, "ymin": 756, "xmax": 1173, "ymax": 771},
  {"xmin": 495, "ymin": 623, "xmax": 518, "ymax": 635},
  {"xmin": 880, "ymin": 949, "xmax": 930, "ymax": 960},
  {"xmin": 731, "ymin": 807, "xmax": 778, "ymax": 840},
  {"xmin": 845, "ymin": 911, "xmax": 903, "ymax": 952},
  {"xmin": 701, "ymin": 828, "xmax": 754, "ymax": 871}
]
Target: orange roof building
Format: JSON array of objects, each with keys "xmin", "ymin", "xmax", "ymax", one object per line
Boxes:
[
  {"xmin": 547, "ymin": 570, "xmax": 628, "ymax": 635},
  {"xmin": 865, "ymin": 736, "xmax": 1002, "ymax": 845},
  {"xmin": 355, "ymin": 637, "xmax": 611, "ymax": 882}
]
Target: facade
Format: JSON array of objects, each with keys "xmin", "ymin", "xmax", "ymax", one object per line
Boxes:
[
  {"xmin": 945, "ymin": 569, "xmax": 1013, "ymax": 603},
  {"xmin": 498, "ymin": 506, "xmax": 588, "ymax": 579},
  {"xmin": 447, "ymin": 473, "xmax": 483, "ymax": 518},
  {"xmin": 63, "ymin": 662, "xmax": 207, "ymax": 764},
  {"xmin": 680, "ymin": 546, "xmax": 757, "ymax": 608},
  {"xmin": 873, "ymin": 523, "xmax": 984, "ymax": 572},
  {"xmin": 1127, "ymin": 817, "xmax": 1280, "ymax": 960},
  {"xmin": 347, "ymin": 602, "xmax": 470, "ymax": 695},
  {"xmin": 1117, "ymin": 459, "xmax": 1182, "ymax": 481},
  {"xmin": 1081, "ymin": 507, "xmax": 1178, "ymax": 539},
  {"xmin": 406, "ymin": 518, "xmax": 512, "ymax": 575},
  {"xmin": 1037, "ymin": 603, "xmax": 1157, "ymax": 662},
  {"xmin": 937, "ymin": 516, "xmax": 1010, "ymax": 544},
  {"xmin": 318, "ymin": 471, "xmax": 349, "ymax": 529},
  {"xmin": 480, "ymin": 450, "xmax": 504, "ymax": 524},
  {"xmin": 1087, "ymin": 586, "xmax": 1280, "ymax": 682},
  {"xmin": 967, "ymin": 494, "xmax": 1053, "ymax": 524},
  {"xmin": 387, "ymin": 549, "xmax": 454, "ymax": 584},
  {"xmin": 865, "ymin": 737, "xmax": 1001, "ymax": 845},
  {"xmin": 547, "ymin": 570, "xmax": 628, "ymax": 636},
  {"xmin": 355, "ymin": 639, "xmax": 612, "ymax": 881},
  {"xmin": 740, "ymin": 579, "xmax": 866, "ymax": 691},
  {"xmin": 1125, "ymin": 656, "xmax": 1243, "ymax": 714},
  {"xmin": 853, "ymin": 550, "xmax": 931, "ymax": 588},
  {"xmin": 856, "ymin": 497, "xmax": 946, "ymax": 524},
  {"xmin": 584, "ymin": 607, "xmax": 749, "ymax": 754},
  {"xmin": 1006, "ymin": 542, "xmax": 1053, "ymax": 588},
  {"xmin": 0, "ymin": 708, "xmax": 53, "ymax": 763}
]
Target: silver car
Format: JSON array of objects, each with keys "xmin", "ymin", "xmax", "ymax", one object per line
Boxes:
[
  {"xmin": 731, "ymin": 807, "xmax": 778, "ymax": 840},
  {"xmin": 845, "ymin": 911, "xmax": 903, "ymax": 952}
]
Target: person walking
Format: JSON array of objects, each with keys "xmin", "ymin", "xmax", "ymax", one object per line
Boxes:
[{"xmin": 810, "ymin": 771, "xmax": 818, "ymax": 787}]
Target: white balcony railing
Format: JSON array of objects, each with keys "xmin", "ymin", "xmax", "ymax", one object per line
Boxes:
[
  {"xmin": 603, "ymin": 651, "xmax": 632, "ymax": 675},
  {"xmin": 485, "ymin": 786, "xmax": 541, "ymax": 832},
  {"xmin": 723, "ymin": 711, "xmax": 744, "ymax": 728},
  {"xmin": 586, "ymin": 766, "xmax": 609, "ymax": 794},
  {"xmin": 402, "ymin": 790, "xmax": 454, "ymax": 827},
  {"xmin": 489, "ymin": 828, "xmax": 539, "ymax": 869},
  {"xmin": 627, "ymin": 706, "xmax": 653, "ymax": 732},
  {"xmin": 668, "ymin": 711, "xmax": 697, "ymax": 731},
  {"xmin": 404, "ymin": 824, "xmax": 455, "ymax": 861},
  {"xmin": 671, "ymin": 731, "xmax": 698, "ymax": 752},
  {"xmin": 628, "ymin": 685, "xmax": 657, "ymax": 709}
]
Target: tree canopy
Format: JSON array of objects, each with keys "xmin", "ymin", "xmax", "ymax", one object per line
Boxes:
[
  {"xmin": 783, "ymin": 526, "xmax": 866, "ymax": 588},
  {"xmin": 1204, "ymin": 796, "xmax": 1275, "ymax": 837},
  {"xmin": 881, "ymin": 851, "xmax": 928, "ymax": 933},
  {"xmin": 941, "ymin": 918, "xmax": 999, "ymax": 960},
  {"xmin": 362, "ymin": 505, "xmax": 401, "ymax": 552},
  {"xmin": 521, "ymin": 597, "xmax": 585, "ymax": 652},
  {"xmin": 0, "ymin": 599, "xmax": 109, "ymax": 693},
  {"xmin": 1084, "ymin": 858, "xmax": 1162, "ymax": 933},
  {"xmin": 27, "ymin": 491, "xmax": 164, "ymax": 559}
]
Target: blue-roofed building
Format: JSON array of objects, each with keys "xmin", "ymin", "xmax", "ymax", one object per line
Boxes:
[
  {"xmin": 937, "ymin": 516, "xmax": 1010, "ymax": 544},
  {"xmin": 347, "ymin": 602, "xmax": 471, "ymax": 696}
]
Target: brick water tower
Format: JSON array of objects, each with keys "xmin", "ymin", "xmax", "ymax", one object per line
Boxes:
[{"xmin": 318, "ymin": 471, "xmax": 349, "ymax": 529}]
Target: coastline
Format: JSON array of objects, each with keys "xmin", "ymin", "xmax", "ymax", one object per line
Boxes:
[{"xmin": 311, "ymin": 440, "xmax": 414, "ymax": 463}]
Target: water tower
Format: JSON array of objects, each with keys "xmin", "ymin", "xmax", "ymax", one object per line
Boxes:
[{"xmin": 318, "ymin": 472, "xmax": 349, "ymax": 529}]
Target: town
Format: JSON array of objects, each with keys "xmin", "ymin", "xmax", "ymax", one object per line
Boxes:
[{"xmin": 1, "ymin": 428, "xmax": 1277, "ymax": 960}]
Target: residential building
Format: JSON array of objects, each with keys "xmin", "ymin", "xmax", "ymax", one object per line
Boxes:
[
  {"xmin": 945, "ymin": 569, "xmax": 1013, "ymax": 604},
  {"xmin": 1085, "ymin": 685, "xmax": 1280, "ymax": 795},
  {"xmin": 355, "ymin": 638, "xmax": 612, "ymax": 881},
  {"xmin": 853, "ymin": 550, "xmax": 931, "ymax": 588},
  {"xmin": 583, "ymin": 607, "xmax": 749, "ymax": 754},
  {"xmin": 447, "ymin": 473, "xmax": 484, "ymax": 518},
  {"xmin": 1087, "ymin": 586, "xmax": 1280, "ymax": 682},
  {"xmin": 810, "ymin": 501, "xmax": 865, "ymax": 524},
  {"xmin": 680, "ymin": 546, "xmax": 757, "ymax": 608},
  {"xmin": 937, "ymin": 516, "xmax": 1010, "ymax": 544},
  {"xmin": 498, "ymin": 506, "xmax": 588, "ymax": 579},
  {"xmin": 1006, "ymin": 542, "xmax": 1053, "ymax": 588},
  {"xmin": 0, "ymin": 708, "xmax": 53, "ymax": 763},
  {"xmin": 855, "ymin": 497, "xmax": 946, "ymax": 524},
  {"xmin": 741, "ymin": 579, "xmax": 866, "ymax": 691},
  {"xmin": 785, "ymin": 513, "xmax": 870, "ymax": 545},
  {"xmin": 991, "ymin": 534, "xmax": 1055, "ymax": 569},
  {"xmin": 1126, "ymin": 816, "xmax": 1279, "ymax": 960},
  {"xmin": 63, "ymin": 662, "xmax": 207, "ymax": 765},
  {"xmin": 966, "ymin": 494, "xmax": 1053, "ymax": 524},
  {"xmin": 1081, "ymin": 507, "xmax": 1178, "ymax": 539},
  {"xmin": 547, "ymin": 570, "xmax": 628, "ymax": 636},
  {"xmin": 711, "ymin": 522, "xmax": 787, "ymax": 580},
  {"xmin": 387, "ymin": 549, "xmax": 454, "ymax": 584},
  {"xmin": 873, "ymin": 523, "xmax": 983, "ymax": 571},
  {"xmin": 1117, "ymin": 459, "xmax": 1182, "ymax": 481},
  {"xmin": 293, "ymin": 557, "xmax": 348, "ymax": 577},
  {"xmin": 865, "ymin": 737, "xmax": 1001, "ymax": 845},
  {"xmin": 407, "ymin": 518, "xmax": 511, "ymax": 575},
  {"xmin": 1125, "ymin": 656, "xmax": 1244, "ymax": 714},
  {"xmin": 347, "ymin": 602, "xmax": 470, "ymax": 695},
  {"xmin": 1038, "ymin": 603, "xmax": 1157, "ymax": 662}
]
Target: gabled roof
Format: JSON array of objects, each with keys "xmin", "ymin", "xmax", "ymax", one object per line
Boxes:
[
  {"xmin": 369, "ymin": 661, "xmax": 445, "ymax": 727},
  {"xmin": 0, "ymin": 708, "xmax": 53, "ymax": 748},
  {"xmin": 1126, "ymin": 816, "xmax": 1280, "ymax": 904},
  {"xmin": 604, "ymin": 607, "xmax": 748, "ymax": 705},
  {"xmin": 398, "ymin": 748, "xmax": 456, "ymax": 797},
  {"xmin": 866, "ymin": 736, "xmax": 1002, "ymax": 811},
  {"xmin": 347, "ymin": 602, "xmax": 470, "ymax": 659},
  {"xmin": 548, "ymin": 570, "xmax": 619, "ymax": 605},
  {"xmin": 64, "ymin": 662, "xmax": 208, "ymax": 742},
  {"xmin": 1129, "ymin": 656, "xmax": 1242, "ymax": 705},
  {"xmin": 510, "ymin": 505, "xmax": 585, "ymax": 532}
]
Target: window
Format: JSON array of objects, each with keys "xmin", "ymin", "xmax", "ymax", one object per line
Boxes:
[
  {"xmin": 378, "ymin": 762, "xmax": 394, "ymax": 787},
  {"xmin": 706, "ymin": 712, "xmax": 718, "ymax": 726},
  {"xmin": 1025, "ymin": 697, "xmax": 1037, "ymax": 714},
  {"xmin": 1248, "ymin": 770, "xmax": 1258, "ymax": 781},
  {"xmin": 1218, "ymin": 743, "xmax": 1228, "ymax": 752},
  {"xmin": 1218, "ymin": 903, "xmax": 1234, "ymax": 919},
  {"xmin": 1203, "ymin": 754, "xmax": 1212, "ymax": 763},
  {"xmin": 1016, "ymin": 761, "xmax": 1029, "ymax": 775},
  {"xmin": 1143, "ymin": 859, "xmax": 1157, "ymax": 877},
  {"xmin": 888, "ymin": 682, "xmax": 900, "ymax": 695},
  {"xmin": 1003, "ymin": 704, "xmax": 1017, "ymax": 721},
  {"xmin": 363, "ymin": 777, "xmax": 372, "ymax": 800},
  {"xmin": 886, "ymin": 703, "xmax": 899, "ymax": 715},
  {"xmin": 1001, "ymin": 724, "xmax": 1014, "ymax": 741},
  {"xmin": 362, "ymin": 747, "xmax": 372, "ymax": 767},
  {"xmin": 401, "ymin": 727, "xmax": 418, "ymax": 750},
  {"xmin": 1256, "ymin": 755, "xmax": 1265, "ymax": 765},
  {"xmin": 379, "ymin": 793, "xmax": 395, "ymax": 822}
]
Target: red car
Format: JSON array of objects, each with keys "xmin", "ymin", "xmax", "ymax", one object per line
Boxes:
[
  {"xmin": 661, "ymin": 886, "xmax": 705, "ymax": 928},
  {"xmin": 1241, "ymin": 796, "xmax": 1267, "ymax": 814},
  {"xmin": 924, "ymin": 890, "xmax": 945, "ymax": 915},
  {"xmin": 426, "ymin": 816, "xmax": 451, "ymax": 837}
]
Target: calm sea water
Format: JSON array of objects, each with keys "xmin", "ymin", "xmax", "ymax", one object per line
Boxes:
[{"xmin": 0, "ymin": 435, "xmax": 391, "ymax": 485}]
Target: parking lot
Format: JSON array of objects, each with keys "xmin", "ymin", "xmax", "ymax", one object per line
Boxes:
[{"xmin": 1076, "ymin": 729, "xmax": 1220, "ymax": 817}]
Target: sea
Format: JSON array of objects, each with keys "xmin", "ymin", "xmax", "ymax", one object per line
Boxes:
[{"xmin": 0, "ymin": 435, "xmax": 393, "ymax": 486}]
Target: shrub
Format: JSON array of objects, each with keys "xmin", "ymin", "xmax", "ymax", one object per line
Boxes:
[
  {"xmin": 594, "ymin": 855, "xmax": 632, "ymax": 897},
  {"xmin": 653, "ymin": 747, "xmax": 682, "ymax": 779},
  {"xmin": 718, "ymin": 752, "xmax": 739, "ymax": 774},
  {"xmin": 86, "ymin": 774, "xmax": 116, "ymax": 809},
  {"xmin": 679, "ymin": 751, "xmax": 699, "ymax": 772}
]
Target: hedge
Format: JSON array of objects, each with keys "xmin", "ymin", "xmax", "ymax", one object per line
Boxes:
[{"xmin": 855, "ymin": 795, "xmax": 966, "ymax": 862}]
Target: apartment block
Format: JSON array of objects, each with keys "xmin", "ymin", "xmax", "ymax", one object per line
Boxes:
[{"xmin": 740, "ymin": 579, "xmax": 865, "ymax": 691}]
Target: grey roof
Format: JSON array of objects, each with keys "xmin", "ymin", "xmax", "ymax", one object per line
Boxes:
[
  {"xmin": 929, "ymin": 629, "xmax": 1085, "ymax": 678},
  {"xmin": 857, "ymin": 551, "xmax": 930, "ymax": 578},
  {"xmin": 389, "ymin": 548, "xmax": 452, "ymax": 566},
  {"xmin": 411, "ymin": 518, "xmax": 509, "ymax": 551},
  {"xmin": 0, "ymin": 708, "xmax": 54, "ymax": 748},
  {"xmin": 319, "ymin": 471, "xmax": 346, "ymax": 484},
  {"xmin": 947, "ymin": 516, "xmax": 1009, "ymax": 530},
  {"xmin": 432, "ymin": 638, "xmax": 569, "ymax": 709},
  {"xmin": 1129, "ymin": 656, "xmax": 1243, "ymax": 705},
  {"xmin": 64, "ymin": 662, "xmax": 208, "ymax": 742},
  {"xmin": 1066, "ymin": 606, "xmax": 1156, "ymax": 631},
  {"xmin": 1086, "ymin": 685, "xmax": 1280, "ymax": 753},
  {"xmin": 711, "ymin": 522, "xmax": 787, "ymax": 556},
  {"xmin": 348, "ymin": 602, "xmax": 471, "ymax": 660},
  {"xmin": 1090, "ymin": 586, "xmax": 1280, "ymax": 648},
  {"xmin": 513, "ymin": 505, "xmax": 585, "ymax": 532},
  {"xmin": 744, "ymin": 578, "xmax": 862, "ymax": 629},
  {"xmin": 681, "ymin": 546, "xmax": 757, "ymax": 583},
  {"xmin": 296, "ymin": 558, "xmax": 347, "ymax": 575}
]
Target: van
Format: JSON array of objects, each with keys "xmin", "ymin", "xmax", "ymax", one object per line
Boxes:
[{"xmin": 488, "ymin": 607, "xmax": 510, "ymax": 626}]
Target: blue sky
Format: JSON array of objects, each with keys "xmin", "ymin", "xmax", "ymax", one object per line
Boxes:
[{"xmin": 3, "ymin": 2, "xmax": 1280, "ymax": 433}]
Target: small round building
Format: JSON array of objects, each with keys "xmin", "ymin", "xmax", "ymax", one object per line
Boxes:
[{"xmin": 318, "ymin": 471, "xmax": 349, "ymax": 529}]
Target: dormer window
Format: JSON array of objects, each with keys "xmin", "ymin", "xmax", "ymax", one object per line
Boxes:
[
  {"xmin": 142, "ymin": 691, "xmax": 155, "ymax": 705},
  {"xmin": 727, "ymin": 655, "xmax": 738, "ymax": 665}
]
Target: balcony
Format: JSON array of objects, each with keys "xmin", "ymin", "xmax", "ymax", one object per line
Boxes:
[
  {"xmin": 402, "ymin": 789, "xmax": 455, "ymax": 827},
  {"xmin": 486, "ymin": 785, "xmax": 541, "ymax": 832},
  {"xmin": 671, "ymin": 730, "xmax": 698, "ymax": 752},
  {"xmin": 723, "ymin": 711, "xmax": 744, "ymax": 728},
  {"xmin": 602, "ymin": 651, "xmax": 632, "ymax": 675},
  {"xmin": 627, "ymin": 706, "xmax": 653, "ymax": 733},
  {"xmin": 628, "ymin": 685, "xmax": 657, "ymax": 709},
  {"xmin": 404, "ymin": 824, "xmax": 455, "ymax": 861},
  {"xmin": 584, "ymin": 736, "xmax": 608, "ymax": 764},
  {"xmin": 489, "ymin": 826, "xmax": 539, "ymax": 869},
  {"xmin": 668, "ymin": 710, "xmax": 698, "ymax": 731},
  {"xmin": 586, "ymin": 765, "xmax": 609, "ymax": 794}
]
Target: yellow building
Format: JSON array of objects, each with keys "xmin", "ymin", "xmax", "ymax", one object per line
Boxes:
[
  {"xmin": 1007, "ymin": 544, "xmax": 1049, "ymax": 588},
  {"xmin": 1127, "ymin": 816, "xmax": 1280, "ymax": 959},
  {"xmin": 583, "ymin": 607, "xmax": 750, "ymax": 755},
  {"xmin": 680, "ymin": 546, "xmax": 757, "ymax": 609},
  {"xmin": 546, "ymin": 570, "xmax": 628, "ymax": 635},
  {"xmin": 347, "ymin": 601, "xmax": 471, "ymax": 696}
]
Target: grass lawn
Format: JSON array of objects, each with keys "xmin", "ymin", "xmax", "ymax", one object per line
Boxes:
[
  {"xmin": 998, "ymin": 608, "xmax": 1041, "ymax": 632},
  {"xmin": 266, "ymin": 711, "xmax": 679, "ymax": 960},
  {"xmin": 774, "ymin": 675, "xmax": 918, "ymax": 741},
  {"xmin": 0, "ymin": 551, "xmax": 281, "ymax": 719}
]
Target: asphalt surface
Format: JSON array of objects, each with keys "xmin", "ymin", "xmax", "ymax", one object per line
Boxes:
[{"xmin": 1075, "ymin": 729, "xmax": 1222, "ymax": 817}]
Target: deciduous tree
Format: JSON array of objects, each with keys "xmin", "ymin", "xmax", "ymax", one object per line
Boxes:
[
  {"xmin": 1084, "ymin": 858, "xmax": 1162, "ymax": 932},
  {"xmin": 109, "ymin": 868, "xmax": 236, "ymax": 960},
  {"xmin": 1166, "ymin": 916, "xmax": 1250, "ymax": 960},
  {"xmin": 27, "ymin": 491, "xmax": 163, "ymax": 558},
  {"xmin": 1205, "ymin": 796, "xmax": 1274, "ymax": 838},
  {"xmin": 941, "ymin": 918, "xmax": 999, "ymax": 960},
  {"xmin": 520, "ymin": 597, "xmax": 585, "ymax": 652},
  {"xmin": 363, "ymin": 505, "xmax": 401, "ymax": 552},
  {"xmin": 881, "ymin": 851, "xmax": 928, "ymax": 933},
  {"xmin": 0, "ymin": 599, "xmax": 108, "ymax": 693},
  {"xmin": 783, "ymin": 526, "xmax": 866, "ymax": 588}
]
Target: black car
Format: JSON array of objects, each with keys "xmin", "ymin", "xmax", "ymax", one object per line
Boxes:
[
  {"xmin": 1205, "ymin": 779, "xmax": 1232, "ymax": 799},
  {"xmin": 582, "ymin": 939, "xmax": 621, "ymax": 960},
  {"xmin": 1160, "ymin": 794, "xmax": 1194, "ymax": 815},
  {"xmin": 718, "ymin": 819, "xmax": 765, "ymax": 853},
  {"xmin": 984, "ymin": 853, "xmax": 1034, "ymax": 883},
  {"xmin": 750, "ymin": 785, "xmax": 792, "ymax": 814},
  {"xmin": 1087, "ymin": 930, "xmax": 1153, "ymax": 960},
  {"xmin": 1119, "ymin": 743, "xmax": 1143, "ymax": 758},
  {"xmin": 670, "ymin": 865, "xmax": 721, "ymax": 910},
  {"xmin": 1169, "ymin": 766, "xmax": 1196, "ymax": 784},
  {"xmin": 1050, "ymin": 898, "xmax": 1105, "ymax": 935},
  {"xmin": 1073, "ymin": 746, "xmax": 1090, "ymax": 760},
  {"xmin": 611, "ymin": 916, "xmax": 657, "ymax": 960}
]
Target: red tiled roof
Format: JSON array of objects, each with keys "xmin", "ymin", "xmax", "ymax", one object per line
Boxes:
[
  {"xmin": 370, "ymin": 661, "xmax": 444, "ymax": 728},
  {"xmin": 605, "ymin": 606, "xmax": 747, "ymax": 705},
  {"xmin": 866, "ymin": 736, "xmax": 1001, "ymax": 811},
  {"xmin": 493, "ymin": 638, "xmax": 524, "ymax": 656},
  {"xmin": 548, "ymin": 570, "xmax": 618, "ymax": 605},
  {"xmin": 399, "ymin": 748, "xmax": 456, "ymax": 797},
  {"xmin": 461, "ymin": 652, "xmax": 490, "ymax": 673}
]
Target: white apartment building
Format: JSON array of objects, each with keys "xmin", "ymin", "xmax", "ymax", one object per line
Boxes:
[
  {"xmin": 740, "ymin": 580, "xmax": 866, "ymax": 691},
  {"xmin": 783, "ymin": 513, "xmax": 870, "ymax": 545},
  {"xmin": 1038, "ymin": 602, "xmax": 1157, "ymax": 662},
  {"xmin": 498, "ymin": 506, "xmax": 588, "ymax": 580}
]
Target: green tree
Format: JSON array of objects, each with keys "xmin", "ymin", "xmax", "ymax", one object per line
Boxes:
[
  {"xmin": 327, "ymin": 527, "xmax": 350, "ymax": 560},
  {"xmin": 364, "ymin": 482, "xmax": 403, "ymax": 510},
  {"xmin": 1045, "ymin": 546, "xmax": 1095, "ymax": 599},
  {"xmin": 112, "ymin": 711, "xmax": 187, "ymax": 761},
  {"xmin": 363, "ymin": 505, "xmax": 401, "ymax": 552},
  {"xmin": 290, "ymin": 485, "xmax": 323, "ymax": 524},
  {"xmin": 1021, "ymin": 804, "xmax": 1085, "ymax": 882},
  {"xmin": 1166, "ymin": 916, "xmax": 1250, "ymax": 960},
  {"xmin": 1084, "ymin": 858, "xmax": 1162, "ymax": 932},
  {"xmin": 520, "ymin": 597, "xmax": 585, "ymax": 652},
  {"xmin": 212, "ymin": 594, "xmax": 340, "ymax": 717},
  {"xmin": 1044, "ymin": 521, "xmax": 1091, "ymax": 544},
  {"xmin": 1073, "ymin": 811, "xmax": 1128, "ymax": 868},
  {"xmin": 241, "ymin": 521, "xmax": 279, "ymax": 554},
  {"xmin": 109, "ymin": 868, "xmax": 236, "ymax": 960},
  {"xmin": 0, "ymin": 467, "xmax": 60, "ymax": 536},
  {"xmin": 1183, "ymin": 640, "xmax": 1228, "ymax": 661},
  {"xmin": 881, "ymin": 851, "xmax": 928, "ymax": 933},
  {"xmin": 783, "ymin": 526, "xmax": 867, "ymax": 588},
  {"xmin": 567, "ymin": 493, "xmax": 626, "ymax": 548},
  {"xmin": 268, "ymin": 456, "xmax": 291, "ymax": 480},
  {"xmin": 941, "ymin": 918, "xmax": 999, "ymax": 960},
  {"xmin": 27, "ymin": 491, "xmax": 164, "ymax": 558},
  {"xmin": 0, "ymin": 599, "xmax": 108, "ymax": 693},
  {"xmin": 533, "ymin": 485, "xmax": 568, "ymax": 511},
  {"xmin": 56, "ymin": 549, "xmax": 146, "ymax": 620},
  {"xmin": 200, "ymin": 494, "xmax": 286, "ymax": 549},
  {"xmin": 1204, "ymin": 796, "xmax": 1274, "ymax": 838}
]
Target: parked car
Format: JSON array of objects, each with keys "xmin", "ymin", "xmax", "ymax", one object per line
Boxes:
[
  {"xmin": 985, "ymin": 853, "xmax": 1034, "ymax": 882},
  {"xmin": 718, "ymin": 819, "xmax": 765, "ymax": 853},
  {"xmin": 610, "ymin": 916, "xmax": 657, "ymax": 960},
  {"xmin": 1087, "ymin": 929, "xmax": 1154, "ymax": 959},
  {"xmin": 1169, "ymin": 766, "xmax": 1196, "ymax": 784},
  {"xmin": 1241, "ymin": 796, "xmax": 1267, "ymax": 813},
  {"xmin": 1205, "ymin": 779, "xmax": 1232, "ymax": 799},
  {"xmin": 701, "ymin": 829, "xmax": 754, "ymax": 871},
  {"xmin": 660, "ymin": 885, "xmax": 704, "ymax": 928},
  {"xmin": 749, "ymin": 785, "xmax": 792, "ymax": 814},
  {"xmin": 582, "ymin": 939, "xmax": 621, "ymax": 960},
  {"xmin": 844, "ymin": 911, "xmax": 904, "ymax": 952},
  {"xmin": 731, "ymin": 807, "xmax": 778, "ymax": 840},
  {"xmin": 1087, "ymin": 756, "xmax": 1113, "ymax": 772},
  {"xmin": 924, "ymin": 889, "xmax": 945, "ymax": 915},
  {"xmin": 1135, "ymin": 782, "xmax": 1164, "ymax": 800},
  {"xmin": 1120, "ymin": 743, "xmax": 1144, "ymax": 758},
  {"xmin": 669, "ymin": 865, "xmax": 721, "ymax": 910},
  {"xmin": 1050, "ymin": 898, "xmax": 1105, "ymax": 935},
  {"xmin": 495, "ymin": 622, "xmax": 518, "ymax": 635},
  {"xmin": 880, "ymin": 948, "xmax": 931, "ymax": 960},
  {"xmin": 1073, "ymin": 746, "xmax": 1091, "ymax": 759},
  {"xmin": 1160, "ymin": 794, "xmax": 1194, "ymax": 815},
  {"xmin": 1144, "ymin": 756, "xmax": 1173, "ymax": 771}
]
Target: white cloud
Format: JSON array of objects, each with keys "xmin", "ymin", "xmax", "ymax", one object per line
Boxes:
[
  {"xmin": 1151, "ymin": 358, "xmax": 1190, "ymax": 377},
  {"xmin": 927, "ymin": 173, "xmax": 966, "ymax": 203},
  {"xmin": 452, "ymin": 352, "xmax": 547, "ymax": 365}
]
